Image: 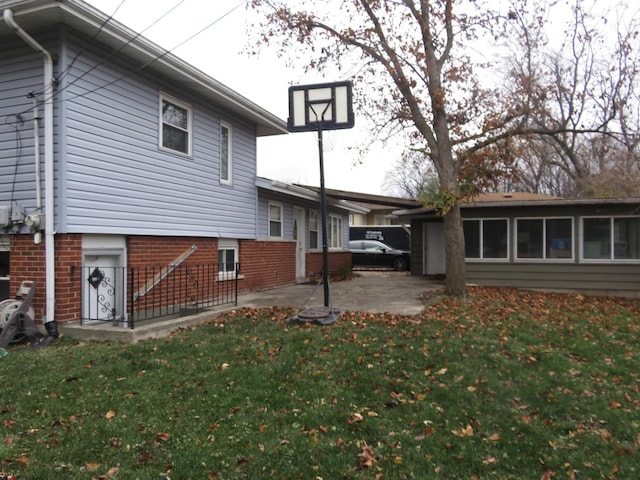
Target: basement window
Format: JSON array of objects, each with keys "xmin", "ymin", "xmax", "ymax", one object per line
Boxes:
[{"xmin": 218, "ymin": 239, "xmax": 238, "ymax": 280}]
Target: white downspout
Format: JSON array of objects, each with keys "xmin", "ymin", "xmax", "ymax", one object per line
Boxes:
[{"xmin": 4, "ymin": 9, "xmax": 56, "ymax": 325}]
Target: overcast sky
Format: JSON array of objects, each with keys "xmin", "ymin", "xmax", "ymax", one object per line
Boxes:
[{"xmin": 84, "ymin": 0, "xmax": 398, "ymax": 195}]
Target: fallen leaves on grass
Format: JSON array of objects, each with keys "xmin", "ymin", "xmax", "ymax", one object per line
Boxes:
[
  {"xmin": 452, "ymin": 425, "xmax": 474, "ymax": 437},
  {"xmin": 356, "ymin": 440, "xmax": 377, "ymax": 470}
]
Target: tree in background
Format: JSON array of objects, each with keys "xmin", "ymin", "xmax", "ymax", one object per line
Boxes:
[
  {"xmin": 500, "ymin": 1, "xmax": 639, "ymax": 197},
  {"xmin": 383, "ymin": 1, "xmax": 639, "ymax": 200},
  {"xmin": 382, "ymin": 151, "xmax": 437, "ymax": 199},
  {"xmin": 249, "ymin": 0, "xmax": 638, "ymax": 296}
]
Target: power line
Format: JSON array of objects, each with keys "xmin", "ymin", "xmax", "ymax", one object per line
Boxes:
[
  {"xmin": 58, "ymin": 0, "xmax": 187, "ymax": 100},
  {"xmin": 66, "ymin": 0, "xmax": 248, "ymax": 102},
  {"xmin": 55, "ymin": 0, "xmax": 128, "ymax": 87},
  {"xmin": 4, "ymin": 0, "xmax": 248, "ymax": 115}
]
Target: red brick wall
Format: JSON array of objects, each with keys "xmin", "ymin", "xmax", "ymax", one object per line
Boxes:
[
  {"xmin": 10, "ymin": 234, "xmax": 82, "ymax": 323},
  {"xmin": 8, "ymin": 235, "xmax": 309, "ymax": 323},
  {"xmin": 239, "ymin": 240, "xmax": 296, "ymax": 291},
  {"xmin": 306, "ymin": 251, "xmax": 352, "ymax": 280},
  {"xmin": 55, "ymin": 235, "xmax": 82, "ymax": 323},
  {"xmin": 127, "ymin": 237, "xmax": 218, "ymax": 266}
]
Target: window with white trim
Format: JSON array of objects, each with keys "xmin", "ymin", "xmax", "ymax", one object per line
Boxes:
[
  {"xmin": 309, "ymin": 210, "xmax": 319, "ymax": 249},
  {"xmin": 582, "ymin": 216, "xmax": 640, "ymax": 260},
  {"xmin": 218, "ymin": 239, "xmax": 238, "ymax": 280},
  {"xmin": 160, "ymin": 93, "xmax": 192, "ymax": 155},
  {"xmin": 463, "ymin": 218, "xmax": 509, "ymax": 260},
  {"xmin": 269, "ymin": 203, "xmax": 283, "ymax": 238},
  {"xmin": 516, "ymin": 218, "xmax": 573, "ymax": 260},
  {"xmin": 329, "ymin": 215, "xmax": 343, "ymax": 249},
  {"xmin": 220, "ymin": 122, "xmax": 232, "ymax": 184}
]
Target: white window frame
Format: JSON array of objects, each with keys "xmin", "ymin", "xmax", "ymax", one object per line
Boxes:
[
  {"xmin": 220, "ymin": 121, "xmax": 232, "ymax": 185},
  {"xmin": 309, "ymin": 210, "xmax": 320, "ymax": 250},
  {"xmin": 515, "ymin": 217, "xmax": 574, "ymax": 262},
  {"xmin": 268, "ymin": 202, "xmax": 283, "ymax": 238},
  {"xmin": 329, "ymin": 214, "xmax": 343, "ymax": 249},
  {"xmin": 580, "ymin": 215, "xmax": 640, "ymax": 263},
  {"xmin": 463, "ymin": 218, "xmax": 510, "ymax": 262},
  {"xmin": 218, "ymin": 239, "xmax": 239, "ymax": 280},
  {"xmin": 159, "ymin": 92, "xmax": 192, "ymax": 156}
]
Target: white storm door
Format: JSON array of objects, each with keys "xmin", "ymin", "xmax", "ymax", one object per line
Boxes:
[{"xmin": 423, "ymin": 222, "xmax": 446, "ymax": 275}]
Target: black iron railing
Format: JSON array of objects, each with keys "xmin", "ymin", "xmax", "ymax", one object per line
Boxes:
[{"xmin": 80, "ymin": 263, "xmax": 239, "ymax": 328}]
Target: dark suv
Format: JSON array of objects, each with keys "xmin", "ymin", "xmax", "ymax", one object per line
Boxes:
[{"xmin": 348, "ymin": 240, "xmax": 410, "ymax": 271}]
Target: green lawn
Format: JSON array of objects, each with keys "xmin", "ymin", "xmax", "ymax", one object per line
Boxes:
[{"xmin": 1, "ymin": 287, "xmax": 639, "ymax": 479}]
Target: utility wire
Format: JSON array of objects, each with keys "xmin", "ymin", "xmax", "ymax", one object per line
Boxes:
[
  {"xmin": 4, "ymin": 0, "xmax": 185, "ymax": 120},
  {"xmin": 59, "ymin": 0, "xmax": 187, "ymax": 100},
  {"xmin": 2, "ymin": 112, "xmax": 24, "ymax": 219},
  {"xmin": 55, "ymin": 0, "xmax": 128, "ymax": 87},
  {"xmin": 4, "ymin": 0, "xmax": 247, "ymax": 117},
  {"xmin": 66, "ymin": 0, "xmax": 248, "ymax": 102}
]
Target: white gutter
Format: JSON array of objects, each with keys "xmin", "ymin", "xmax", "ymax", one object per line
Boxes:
[{"xmin": 4, "ymin": 8, "xmax": 55, "ymax": 324}]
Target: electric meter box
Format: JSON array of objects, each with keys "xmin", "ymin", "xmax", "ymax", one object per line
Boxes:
[{"xmin": 0, "ymin": 206, "xmax": 10, "ymax": 227}]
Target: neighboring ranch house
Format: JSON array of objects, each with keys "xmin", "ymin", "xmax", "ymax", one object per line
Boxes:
[
  {"xmin": 0, "ymin": 0, "xmax": 356, "ymax": 326},
  {"xmin": 396, "ymin": 193, "xmax": 640, "ymax": 295},
  {"xmin": 298, "ymin": 185, "xmax": 419, "ymax": 226}
]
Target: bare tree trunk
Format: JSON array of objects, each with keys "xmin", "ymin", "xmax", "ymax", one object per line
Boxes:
[{"xmin": 443, "ymin": 205, "xmax": 466, "ymax": 296}]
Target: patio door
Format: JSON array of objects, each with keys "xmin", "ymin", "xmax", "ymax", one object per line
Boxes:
[{"xmin": 293, "ymin": 207, "xmax": 306, "ymax": 280}]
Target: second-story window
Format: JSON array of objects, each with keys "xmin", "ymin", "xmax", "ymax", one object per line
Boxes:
[
  {"xmin": 160, "ymin": 93, "xmax": 192, "ymax": 155},
  {"xmin": 220, "ymin": 122, "xmax": 232, "ymax": 184}
]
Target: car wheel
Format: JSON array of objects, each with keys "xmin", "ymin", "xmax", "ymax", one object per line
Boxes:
[{"xmin": 392, "ymin": 256, "xmax": 408, "ymax": 271}]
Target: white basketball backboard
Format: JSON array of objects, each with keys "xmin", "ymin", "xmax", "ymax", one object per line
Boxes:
[{"xmin": 288, "ymin": 81, "xmax": 354, "ymax": 132}]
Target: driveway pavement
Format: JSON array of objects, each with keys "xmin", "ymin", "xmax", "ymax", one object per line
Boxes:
[
  {"xmin": 239, "ymin": 271, "xmax": 443, "ymax": 316},
  {"xmin": 62, "ymin": 271, "xmax": 443, "ymax": 344}
]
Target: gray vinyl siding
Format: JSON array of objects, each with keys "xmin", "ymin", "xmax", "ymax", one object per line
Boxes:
[
  {"xmin": 59, "ymin": 34, "xmax": 258, "ymax": 238},
  {"xmin": 409, "ymin": 218, "xmax": 426, "ymax": 276},
  {"xmin": 257, "ymin": 190, "xmax": 350, "ymax": 248},
  {"xmin": 466, "ymin": 262, "xmax": 640, "ymax": 294},
  {"xmin": 0, "ymin": 37, "xmax": 59, "ymax": 220}
]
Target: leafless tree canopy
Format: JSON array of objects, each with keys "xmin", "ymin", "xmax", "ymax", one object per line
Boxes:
[{"xmin": 250, "ymin": 0, "xmax": 639, "ymax": 295}]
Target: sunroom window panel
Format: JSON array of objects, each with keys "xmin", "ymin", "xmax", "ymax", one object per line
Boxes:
[
  {"xmin": 614, "ymin": 218, "xmax": 640, "ymax": 259},
  {"xmin": 483, "ymin": 219, "xmax": 508, "ymax": 259},
  {"xmin": 583, "ymin": 218, "xmax": 611, "ymax": 259},
  {"xmin": 517, "ymin": 219, "xmax": 543, "ymax": 258},
  {"xmin": 463, "ymin": 220, "xmax": 480, "ymax": 258},
  {"xmin": 546, "ymin": 218, "xmax": 572, "ymax": 259}
]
